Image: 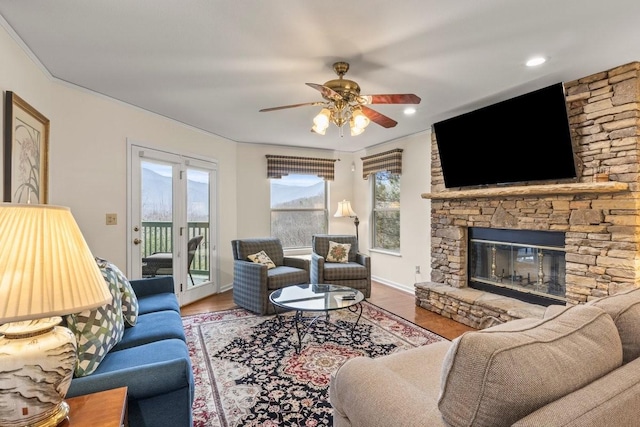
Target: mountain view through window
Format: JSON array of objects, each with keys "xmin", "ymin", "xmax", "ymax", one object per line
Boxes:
[{"xmin": 270, "ymin": 174, "xmax": 327, "ymax": 248}]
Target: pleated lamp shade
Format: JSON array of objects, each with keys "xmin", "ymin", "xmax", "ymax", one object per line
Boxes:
[
  {"xmin": 334, "ymin": 200, "xmax": 357, "ymax": 218},
  {"xmin": 0, "ymin": 203, "xmax": 111, "ymax": 323}
]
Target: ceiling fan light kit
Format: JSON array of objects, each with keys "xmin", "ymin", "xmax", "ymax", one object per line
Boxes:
[
  {"xmin": 260, "ymin": 62, "xmax": 421, "ymax": 137},
  {"xmin": 312, "ymin": 108, "xmax": 331, "ymax": 134}
]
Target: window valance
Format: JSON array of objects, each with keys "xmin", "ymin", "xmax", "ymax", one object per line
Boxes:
[
  {"xmin": 266, "ymin": 155, "xmax": 338, "ymax": 180},
  {"xmin": 361, "ymin": 148, "xmax": 403, "ymax": 179}
]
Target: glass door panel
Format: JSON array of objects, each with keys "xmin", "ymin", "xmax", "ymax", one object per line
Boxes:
[
  {"xmin": 186, "ymin": 167, "xmax": 210, "ymax": 288},
  {"xmin": 141, "ymin": 160, "xmax": 175, "ymax": 279}
]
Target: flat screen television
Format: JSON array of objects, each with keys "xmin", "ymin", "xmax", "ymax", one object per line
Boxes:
[{"xmin": 433, "ymin": 82, "xmax": 577, "ymax": 188}]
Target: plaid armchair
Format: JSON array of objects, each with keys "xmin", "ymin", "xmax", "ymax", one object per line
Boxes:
[
  {"xmin": 231, "ymin": 238, "xmax": 309, "ymax": 315},
  {"xmin": 310, "ymin": 234, "xmax": 371, "ymax": 298}
]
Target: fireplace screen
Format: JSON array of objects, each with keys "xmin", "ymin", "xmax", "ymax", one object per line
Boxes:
[{"xmin": 470, "ymin": 238, "xmax": 566, "ymax": 303}]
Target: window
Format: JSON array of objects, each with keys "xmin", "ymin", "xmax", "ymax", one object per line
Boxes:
[
  {"xmin": 270, "ymin": 174, "xmax": 327, "ymax": 248},
  {"xmin": 372, "ymin": 171, "xmax": 400, "ymax": 251}
]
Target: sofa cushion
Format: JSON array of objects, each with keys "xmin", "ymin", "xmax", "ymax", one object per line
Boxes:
[
  {"xmin": 586, "ymin": 287, "xmax": 640, "ymax": 363},
  {"xmin": 67, "ymin": 338, "xmax": 193, "ymax": 401},
  {"xmin": 330, "ymin": 341, "xmax": 452, "ymax": 427},
  {"xmin": 266, "ymin": 266, "xmax": 309, "ymax": 290},
  {"xmin": 542, "ymin": 303, "xmax": 568, "ymax": 318},
  {"xmin": 247, "ymin": 250, "xmax": 276, "ymax": 269},
  {"xmin": 513, "ymin": 356, "xmax": 640, "ymax": 427},
  {"xmin": 66, "ymin": 262, "xmax": 125, "ymax": 377},
  {"xmin": 438, "ymin": 305, "xmax": 623, "ymax": 427},
  {"xmin": 137, "ymin": 292, "xmax": 181, "ymax": 315},
  {"xmin": 323, "ymin": 262, "xmax": 368, "ymax": 281},
  {"xmin": 326, "ymin": 241, "xmax": 351, "ymax": 263},
  {"xmin": 111, "ymin": 310, "xmax": 186, "ymax": 352},
  {"xmin": 96, "ymin": 256, "xmax": 139, "ymax": 326}
]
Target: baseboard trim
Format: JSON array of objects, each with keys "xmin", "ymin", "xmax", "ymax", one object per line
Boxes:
[{"xmin": 372, "ymin": 276, "xmax": 414, "ymax": 294}]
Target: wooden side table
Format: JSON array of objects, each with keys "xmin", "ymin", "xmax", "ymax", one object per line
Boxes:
[{"xmin": 61, "ymin": 387, "xmax": 128, "ymax": 427}]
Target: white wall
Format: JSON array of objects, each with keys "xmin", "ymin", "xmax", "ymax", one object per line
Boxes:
[
  {"xmin": 0, "ymin": 22, "xmax": 432, "ymax": 294},
  {"xmin": 353, "ymin": 132, "xmax": 433, "ymax": 292},
  {"xmin": 235, "ymin": 143, "xmax": 357, "ymax": 242},
  {"xmin": 0, "ymin": 23, "xmax": 238, "ymax": 287}
]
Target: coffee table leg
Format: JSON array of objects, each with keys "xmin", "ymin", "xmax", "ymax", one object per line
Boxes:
[
  {"xmin": 293, "ymin": 311, "xmax": 327, "ymax": 354},
  {"xmin": 347, "ymin": 303, "xmax": 364, "ymax": 338},
  {"xmin": 293, "ymin": 310, "xmax": 304, "ymax": 353}
]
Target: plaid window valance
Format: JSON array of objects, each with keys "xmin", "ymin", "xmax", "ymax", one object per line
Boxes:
[
  {"xmin": 266, "ymin": 155, "xmax": 338, "ymax": 180},
  {"xmin": 361, "ymin": 148, "xmax": 403, "ymax": 179}
]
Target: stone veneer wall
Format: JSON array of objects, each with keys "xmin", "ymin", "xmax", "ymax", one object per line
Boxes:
[{"xmin": 418, "ymin": 62, "xmax": 640, "ymax": 324}]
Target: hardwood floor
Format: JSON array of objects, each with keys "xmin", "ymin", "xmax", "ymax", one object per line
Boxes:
[{"xmin": 180, "ymin": 281, "xmax": 475, "ymax": 340}]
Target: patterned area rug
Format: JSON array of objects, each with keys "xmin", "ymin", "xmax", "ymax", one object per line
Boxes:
[{"xmin": 182, "ymin": 301, "xmax": 446, "ymax": 427}]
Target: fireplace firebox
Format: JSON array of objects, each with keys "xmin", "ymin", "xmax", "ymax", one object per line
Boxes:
[{"xmin": 469, "ymin": 228, "xmax": 566, "ymax": 306}]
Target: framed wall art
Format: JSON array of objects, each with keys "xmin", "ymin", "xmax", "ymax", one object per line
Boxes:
[{"xmin": 3, "ymin": 91, "xmax": 49, "ymax": 203}]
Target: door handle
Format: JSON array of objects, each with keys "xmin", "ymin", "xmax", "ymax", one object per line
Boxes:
[{"xmin": 133, "ymin": 238, "xmax": 142, "ymax": 245}]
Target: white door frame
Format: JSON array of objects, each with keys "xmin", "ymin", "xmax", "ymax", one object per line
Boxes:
[{"xmin": 126, "ymin": 140, "xmax": 219, "ymax": 306}]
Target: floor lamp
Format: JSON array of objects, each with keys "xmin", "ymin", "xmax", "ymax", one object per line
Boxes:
[
  {"xmin": 334, "ymin": 199, "xmax": 359, "ymax": 240},
  {"xmin": 0, "ymin": 204, "xmax": 112, "ymax": 427}
]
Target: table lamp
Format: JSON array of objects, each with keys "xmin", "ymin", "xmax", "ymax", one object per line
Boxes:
[
  {"xmin": 334, "ymin": 199, "xmax": 359, "ymax": 240},
  {"xmin": 0, "ymin": 204, "xmax": 112, "ymax": 427}
]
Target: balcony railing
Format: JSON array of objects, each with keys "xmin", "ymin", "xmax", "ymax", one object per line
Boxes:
[{"xmin": 142, "ymin": 221, "xmax": 209, "ymax": 274}]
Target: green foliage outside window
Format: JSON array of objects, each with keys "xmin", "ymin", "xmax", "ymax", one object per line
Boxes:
[{"xmin": 373, "ymin": 171, "xmax": 400, "ymax": 251}]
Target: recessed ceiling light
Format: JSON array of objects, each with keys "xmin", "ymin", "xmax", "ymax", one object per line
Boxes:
[
  {"xmin": 526, "ymin": 56, "xmax": 546, "ymax": 67},
  {"xmin": 404, "ymin": 107, "xmax": 417, "ymax": 115}
]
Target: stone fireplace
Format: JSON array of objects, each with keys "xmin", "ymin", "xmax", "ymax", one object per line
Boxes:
[
  {"xmin": 468, "ymin": 227, "xmax": 566, "ymax": 306},
  {"xmin": 416, "ymin": 61, "xmax": 640, "ymax": 328}
]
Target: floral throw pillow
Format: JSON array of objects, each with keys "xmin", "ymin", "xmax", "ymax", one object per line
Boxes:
[
  {"xmin": 247, "ymin": 250, "xmax": 276, "ymax": 269},
  {"xmin": 326, "ymin": 241, "xmax": 351, "ymax": 263}
]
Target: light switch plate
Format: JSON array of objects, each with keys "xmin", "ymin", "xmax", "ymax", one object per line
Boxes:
[{"xmin": 106, "ymin": 213, "xmax": 117, "ymax": 225}]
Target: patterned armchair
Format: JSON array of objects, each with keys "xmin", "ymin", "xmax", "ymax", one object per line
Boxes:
[
  {"xmin": 310, "ymin": 234, "xmax": 371, "ymax": 298},
  {"xmin": 231, "ymin": 237, "xmax": 309, "ymax": 315}
]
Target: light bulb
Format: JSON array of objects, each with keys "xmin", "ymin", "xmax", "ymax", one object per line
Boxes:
[
  {"xmin": 351, "ymin": 109, "xmax": 370, "ymax": 129},
  {"xmin": 311, "ymin": 123, "xmax": 327, "ymax": 135},
  {"xmin": 350, "ymin": 122, "xmax": 365, "ymax": 136},
  {"xmin": 313, "ymin": 108, "xmax": 331, "ymax": 128}
]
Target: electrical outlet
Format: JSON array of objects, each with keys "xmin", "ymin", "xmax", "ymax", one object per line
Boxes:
[
  {"xmin": 106, "ymin": 213, "xmax": 117, "ymax": 225},
  {"xmin": 415, "ymin": 265, "xmax": 420, "ymax": 274}
]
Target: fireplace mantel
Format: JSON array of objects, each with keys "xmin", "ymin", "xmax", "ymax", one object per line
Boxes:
[{"xmin": 421, "ymin": 181, "xmax": 628, "ymax": 200}]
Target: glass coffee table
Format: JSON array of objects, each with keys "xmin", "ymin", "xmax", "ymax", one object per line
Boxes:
[{"xmin": 269, "ymin": 284, "xmax": 365, "ymax": 353}]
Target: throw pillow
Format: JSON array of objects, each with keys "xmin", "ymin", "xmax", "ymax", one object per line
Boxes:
[
  {"xmin": 326, "ymin": 241, "xmax": 350, "ymax": 263},
  {"xmin": 247, "ymin": 250, "xmax": 276, "ymax": 269},
  {"xmin": 95, "ymin": 256, "xmax": 139, "ymax": 327},
  {"xmin": 65, "ymin": 262, "xmax": 125, "ymax": 377},
  {"xmin": 438, "ymin": 305, "xmax": 622, "ymax": 427}
]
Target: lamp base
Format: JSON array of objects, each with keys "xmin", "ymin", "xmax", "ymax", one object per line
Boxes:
[
  {"xmin": 353, "ymin": 216, "xmax": 360, "ymax": 241},
  {"xmin": 25, "ymin": 401, "xmax": 70, "ymax": 427},
  {"xmin": 0, "ymin": 317, "xmax": 77, "ymax": 427}
]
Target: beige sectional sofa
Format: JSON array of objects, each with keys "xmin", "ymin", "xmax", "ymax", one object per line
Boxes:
[{"xmin": 330, "ymin": 287, "xmax": 640, "ymax": 427}]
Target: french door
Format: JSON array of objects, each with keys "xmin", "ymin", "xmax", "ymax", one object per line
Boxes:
[{"xmin": 128, "ymin": 142, "xmax": 218, "ymax": 306}]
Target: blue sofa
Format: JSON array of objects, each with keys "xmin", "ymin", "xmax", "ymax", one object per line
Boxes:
[{"xmin": 66, "ymin": 276, "xmax": 194, "ymax": 427}]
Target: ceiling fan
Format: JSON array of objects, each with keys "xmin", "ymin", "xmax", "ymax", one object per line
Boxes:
[{"xmin": 259, "ymin": 62, "xmax": 421, "ymax": 136}]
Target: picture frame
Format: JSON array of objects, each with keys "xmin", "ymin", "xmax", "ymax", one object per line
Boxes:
[{"xmin": 3, "ymin": 91, "xmax": 49, "ymax": 203}]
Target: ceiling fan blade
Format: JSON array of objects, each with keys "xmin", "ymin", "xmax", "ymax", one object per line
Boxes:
[
  {"xmin": 358, "ymin": 94, "xmax": 421, "ymax": 105},
  {"xmin": 306, "ymin": 83, "xmax": 343, "ymax": 101},
  {"xmin": 361, "ymin": 105, "xmax": 398, "ymax": 128},
  {"xmin": 259, "ymin": 101, "xmax": 323, "ymax": 112}
]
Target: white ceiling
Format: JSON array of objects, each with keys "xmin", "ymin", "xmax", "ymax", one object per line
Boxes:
[{"xmin": 1, "ymin": 1, "xmax": 639, "ymax": 153}]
